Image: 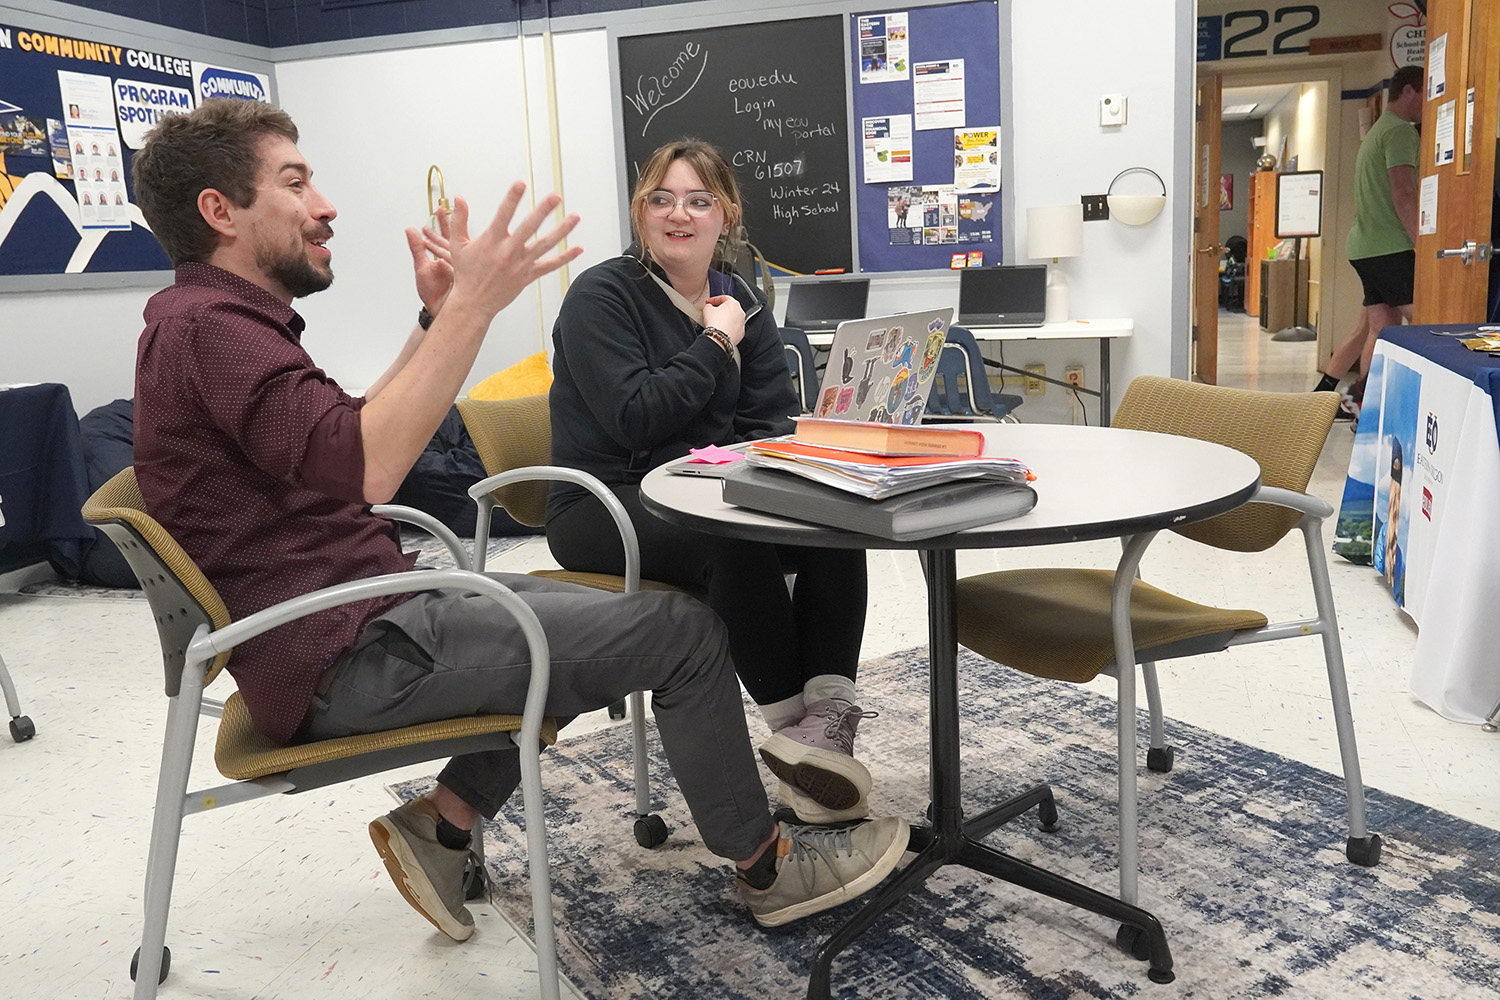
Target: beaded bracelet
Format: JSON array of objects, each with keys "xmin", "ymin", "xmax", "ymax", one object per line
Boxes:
[{"xmin": 702, "ymin": 326, "xmax": 733, "ymax": 355}]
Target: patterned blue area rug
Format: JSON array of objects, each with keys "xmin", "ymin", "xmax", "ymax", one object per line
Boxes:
[{"xmin": 393, "ymin": 647, "xmax": 1500, "ymax": 999}]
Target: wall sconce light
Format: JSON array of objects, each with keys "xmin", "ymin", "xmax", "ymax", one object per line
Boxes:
[{"xmin": 1107, "ymin": 167, "xmax": 1166, "ymax": 226}]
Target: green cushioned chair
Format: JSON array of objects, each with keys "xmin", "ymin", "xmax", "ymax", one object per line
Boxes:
[
  {"xmin": 83, "ymin": 468, "xmax": 564, "ymax": 1000},
  {"xmin": 954, "ymin": 375, "xmax": 1381, "ymax": 918},
  {"xmin": 457, "ymin": 393, "xmax": 680, "ymax": 847}
]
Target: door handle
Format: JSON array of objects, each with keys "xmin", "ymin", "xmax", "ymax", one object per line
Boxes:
[
  {"xmin": 1197, "ymin": 244, "xmax": 1222, "ymax": 255},
  {"xmin": 1436, "ymin": 241, "xmax": 1494, "ymax": 265}
]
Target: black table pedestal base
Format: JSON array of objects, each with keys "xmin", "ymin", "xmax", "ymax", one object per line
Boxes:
[
  {"xmin": 806, "ymin": 548, "xmax": 1174, "ymax": 999},
  {"xmin": 805, "ymin": 789, "xmax": 1175, "ymax": 999}
]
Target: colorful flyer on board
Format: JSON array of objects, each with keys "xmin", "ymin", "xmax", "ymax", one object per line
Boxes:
[
  {"xmin": 863, "ymin": 115, "xmax": 913, "ymax": 183},
  {"xmin": 914, "ymin": 59, "xmax": 965, "ymax": 130},
  {"xmin": 857, "ymin": 13, "xmax": 909, "ymax": 84},
  {"xmin": 920, "ymin": 184, "xmax": 959, "ymax": 243},
  {"xmin": 957, "ymin": 193, "xmax": 995, "ymax": 243},
  {"xmin": 887, "ymin": 184, "xmax": 922, "ymax": 245},
  {"xmin": 953, "ymin": 126, "xmax": 999, "ymax": 190},
  {"xmin": 65, "ymin": 123, "xmax": 130, "ymax": 230}
]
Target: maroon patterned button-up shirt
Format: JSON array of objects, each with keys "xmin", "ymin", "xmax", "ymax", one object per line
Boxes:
[{"xmin": 135, "ymin": 262, "xmax": 415, "ymax": 744}]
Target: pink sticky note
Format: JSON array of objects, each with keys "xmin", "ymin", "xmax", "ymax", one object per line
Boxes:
[{"xmin": 687, "ymin": 445, "xmax": 746, "ymax": 465}]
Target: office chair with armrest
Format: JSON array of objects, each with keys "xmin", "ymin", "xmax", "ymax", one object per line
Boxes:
[
  {"xmin": 778, "ymin": 326, "xmax": 820, "ymax": 414},
  {"xmin": 954, "ymin": 377, "xmax": 1379, "ymax": 947},
  {"xmin": 1, "ymin": 650, "xmax": 35, "ymax": 741},
  {"xmin": 925, "ymin": 325, "xmax": 1023, "ymax": 422},
  {"xmin": 457, "ymin": 393, "xmax": 679, "ymax": 847},
  {"xmin": 82, "ymin": 468, "xmax": 565, "ymax": 1000}
]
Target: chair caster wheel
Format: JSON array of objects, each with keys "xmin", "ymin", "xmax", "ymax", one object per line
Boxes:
[
  {"xmin": 1037, "ymin": 797, "xmax": 1059, "ymax": 833},
  {"xmin": 9, "ymin": 716, "xmax": 35, "ymax": 742},
  {"xmin": 1116, "ymin": 923, "xmax": 1150, "ymax": 961},
  {"xmin": 462, "ymin": 852, "xmax": 488, "ymax": 900},
  {"xmin": 634, "ymin": 814, "xmax": 668, "ymax": 848},
  {"xmin": 608, "ymin": 700, "xmax": 627, "ymax": 721},
  {"xmin": 1146, "ymin": 746, "xmax": 1174, "ymax": 773},
  {"xmin": 130, "ymin": 945, "xmax": 171, "ymax": 984},
  {"xmin": 1346, "ymin": 834, "xmax": 1382, "ymax": 867}
]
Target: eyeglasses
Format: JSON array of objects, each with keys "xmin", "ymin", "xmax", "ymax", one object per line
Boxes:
[{"xmin": 643, "ymin": 190, "xmax": 720, "ymax": 218}]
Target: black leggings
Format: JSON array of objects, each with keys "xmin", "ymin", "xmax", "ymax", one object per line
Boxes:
[{"xmin": 546, "ymin": 485, "xmax": 867, "ymax": 705}]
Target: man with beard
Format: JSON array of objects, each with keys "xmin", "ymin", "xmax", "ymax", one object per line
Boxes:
[{"xmin": 128, "ymin": 99, "xmax": 907, "ymax": 944}]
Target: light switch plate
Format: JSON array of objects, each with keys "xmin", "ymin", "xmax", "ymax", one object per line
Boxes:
[
  {"xmin": 1100, "ymin": 93, "xmax": 1127, "ymax": 126},
  {"xmin": 1082, "ymin": 194, "xmax": 1110, "ymax": 221}
]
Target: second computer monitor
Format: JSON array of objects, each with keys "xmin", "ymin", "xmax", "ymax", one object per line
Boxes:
[
  {"xmin": 957, "ymin": 265, "xmax": 1047, "ymax": 328},
  {"xmin": 784, "ymin": 278, "xmax": 871, "ymax": 333}
]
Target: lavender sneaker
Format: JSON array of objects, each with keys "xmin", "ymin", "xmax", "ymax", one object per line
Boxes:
[{"xmin": 759, "ymin": 699, "xmax": 874, "ymax": 814}]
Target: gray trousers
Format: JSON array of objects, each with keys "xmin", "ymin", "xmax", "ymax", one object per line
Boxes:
[{"xmin": 300, "ymin": 574, "xmax": 775, "ymax": 862}]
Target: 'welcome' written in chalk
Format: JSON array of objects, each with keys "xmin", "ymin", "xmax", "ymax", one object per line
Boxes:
[{"xmin": 624, "ymin": 41, "xmax": 708, "ymax": 138}]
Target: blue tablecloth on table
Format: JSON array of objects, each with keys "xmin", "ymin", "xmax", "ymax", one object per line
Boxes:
[
  {"xmin": 1377, "ymin": 324, "xmax": 1500, "ymax": 442},
  {"xmin": 0, "ymin": 383, "xmax": 94, "ymax": 577}
]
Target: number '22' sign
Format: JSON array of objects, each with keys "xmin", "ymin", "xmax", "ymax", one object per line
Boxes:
[{"xmin": 1199, "ymin": 5, "xmax": 1322, "ymax": 61}]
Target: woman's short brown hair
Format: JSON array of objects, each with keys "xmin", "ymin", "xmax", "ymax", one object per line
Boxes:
[
  {"xmin": 629, "ymin": 138, "xmax": 746, "ymax": 266},
  {"xmin": 132, "ymin": 99, "xmax": 299, "ymax": 265}
]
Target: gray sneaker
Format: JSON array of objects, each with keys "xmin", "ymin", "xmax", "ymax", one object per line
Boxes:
[
  {"xmin": 369, "ymin": 797, "xmax": 475, "ymax": 941},
  {"xmin": 759, "ymin": 699, "xmax": 875, "ymax": 813},
  {"xmin": 778, "ymin": 779, "xmax": 870, "ymax": 825},
  {"xmin": 738, "ymin": 816, "xmax": 909, "ymax": 928}
]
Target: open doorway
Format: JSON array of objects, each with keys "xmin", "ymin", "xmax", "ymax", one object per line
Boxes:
[{"xmin": 1213, "ymin": 75, "xmax": 1340, "ymax": 391}]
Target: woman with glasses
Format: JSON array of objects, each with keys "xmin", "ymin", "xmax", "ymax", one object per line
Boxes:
[{"xmin": 546, "ymin": 138, "xmax": 876, "ymax": 827}]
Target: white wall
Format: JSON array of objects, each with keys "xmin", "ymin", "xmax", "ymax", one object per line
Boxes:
[
  {"xmin": 1004, "ymin": 0, "xmax": 1187, "ymax": 417},
  {"xmin": 4, "ymin": 0, "xmax": 1192, "ymax": 423},
  {"xmin": 272, "ymin": 29, "xmax": 623, "ymax": 394}
]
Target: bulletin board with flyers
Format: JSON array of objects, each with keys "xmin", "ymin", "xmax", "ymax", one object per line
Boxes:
[
  {"xmin": 851, "ymin": 1, "xmax": 1006, "ymax": 272},
  {"xmin": 0, "ymin": 13, "xmax": 273, "ymax": 287}
]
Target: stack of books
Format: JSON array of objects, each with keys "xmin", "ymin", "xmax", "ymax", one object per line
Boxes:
[{"xmin": 721, "ymin": 419, "xmax": 1037, "ymax": 541}]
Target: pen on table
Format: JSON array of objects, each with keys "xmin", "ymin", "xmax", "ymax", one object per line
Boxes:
[{"xmin": 814, "ymin": 269, "xmax": 846, "ymax": 274}]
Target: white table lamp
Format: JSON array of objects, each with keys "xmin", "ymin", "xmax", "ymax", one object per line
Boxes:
[{"xmin": 1027, "ymin": 204, "xmax": 1085, "ymax": 323}]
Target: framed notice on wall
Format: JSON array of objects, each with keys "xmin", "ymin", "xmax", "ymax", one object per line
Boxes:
[{"xmin": 1275, "ymin": 169, "xmax": 1323, "ymax": 238}]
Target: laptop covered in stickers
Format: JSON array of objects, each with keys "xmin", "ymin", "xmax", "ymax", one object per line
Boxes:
[{"xmin": 809, "ymin": 307, "xmax": 955, "ymax": 426}]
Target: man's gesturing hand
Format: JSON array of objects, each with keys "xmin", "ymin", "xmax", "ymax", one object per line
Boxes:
[{"xmin": 443, "ymin": 183, "xmax": 582, "ymax": 324}]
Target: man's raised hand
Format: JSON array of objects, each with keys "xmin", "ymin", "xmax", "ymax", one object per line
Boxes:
[{"xmin": 443, "ymin": 183, "xmax": 582, "ymax": 324}]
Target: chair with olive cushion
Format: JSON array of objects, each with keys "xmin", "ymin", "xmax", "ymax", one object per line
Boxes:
[
  {"xmin": 954, "ymin": 377, "xmax": 1380, "ymax": 923},
  {"xmin": 82, "ymin": 468, "xmax": 564, "ymax": 1000},
  {"xmin": 457, "ymin": 392, "xmax": 680, "ymax": 847}
]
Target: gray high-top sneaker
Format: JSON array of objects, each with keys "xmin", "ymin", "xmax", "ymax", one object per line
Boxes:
[{"xmin": 759, "ymin": 699, "xmax": 875, "ymax": 815}]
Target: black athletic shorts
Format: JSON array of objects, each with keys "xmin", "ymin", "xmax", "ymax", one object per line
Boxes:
[{"xmin": 1350, "ymin": 250, "xmax": 1415, "ymax": 308}]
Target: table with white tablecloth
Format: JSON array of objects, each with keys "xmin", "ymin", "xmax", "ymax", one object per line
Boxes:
[{"xmin": 1333, "ymin": 325, "xmax": 1500, "ymax": 724}]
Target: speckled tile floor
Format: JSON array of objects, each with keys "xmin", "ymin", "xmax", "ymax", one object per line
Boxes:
[{"xmin": 3, "ymin": 315, "xmax": 1495, "ymax": 998}]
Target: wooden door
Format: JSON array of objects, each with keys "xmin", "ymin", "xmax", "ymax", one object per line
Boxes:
[
  {"xmin": 1193, "ymin": 71, "xmax": 1223, "ymax": 384},
  {"xmin": 1412, "ymin": 0, "xmax": 1500, "ymax": 322}
]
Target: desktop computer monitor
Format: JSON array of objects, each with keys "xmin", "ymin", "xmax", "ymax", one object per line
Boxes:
[
  {"xmin": 958, "ymin": 266, "xmax": 1047, "ymax": 327},
  {"xmin": 783, "ymin": 278, "xmax": 871, "ymax": 333}
]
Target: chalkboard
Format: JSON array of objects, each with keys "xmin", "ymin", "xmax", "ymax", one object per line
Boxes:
[{"xmin": 617, "ymin": 17, "xmax": 853, "ymax": 276}]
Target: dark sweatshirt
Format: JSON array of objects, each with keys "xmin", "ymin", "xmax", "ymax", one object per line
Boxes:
[{"xmin": 547, "ymin": 252, "xmax": 798, "ymax": 519}]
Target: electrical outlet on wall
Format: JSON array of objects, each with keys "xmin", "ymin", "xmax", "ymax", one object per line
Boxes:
[
  {"xmin": 1025, "ymin": 364, "xmax": 1046, "ymax": 395},
  {"xmin": 1064, "ymin": 365, "xmax": 1083, "ymax": 386}
]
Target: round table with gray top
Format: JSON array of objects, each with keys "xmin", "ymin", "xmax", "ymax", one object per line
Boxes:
[{"xmin": 641, "ymin": 423, "xmax": 1262, "ymax": 997}]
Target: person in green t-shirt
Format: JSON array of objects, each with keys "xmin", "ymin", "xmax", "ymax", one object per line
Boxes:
[{"xmin": 1313, "ymin": 64, "xmax": 1423, "ymax": 405}]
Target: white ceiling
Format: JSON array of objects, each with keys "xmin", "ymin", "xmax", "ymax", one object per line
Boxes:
[{"xmin": 1221, "ymin": 83, "xmax": 1299, "ymax": 122}]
